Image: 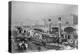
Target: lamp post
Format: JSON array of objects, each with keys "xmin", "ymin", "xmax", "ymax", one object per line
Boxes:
[
  {"xmin": 48, "ymin": 19, "xmax": 52, "ymax": 33},
  {"xmin": 58, "ymin": 17, "xmax": 62, "ymax": 42}
]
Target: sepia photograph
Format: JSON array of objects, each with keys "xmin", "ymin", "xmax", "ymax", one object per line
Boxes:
[{"xmin": 9, "ymin": 1, "xmax": 78, "ymax": 53}]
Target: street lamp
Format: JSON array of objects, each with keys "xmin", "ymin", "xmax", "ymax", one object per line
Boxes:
[
  {"xmin": 48, "ymin": 19, "xmax": 52, "ymax": 33},
  {"xmin": 58, "ymin": 17, "xmax": 62, "ymax": 43}
]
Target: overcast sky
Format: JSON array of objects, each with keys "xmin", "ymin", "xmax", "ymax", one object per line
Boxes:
[{"xmin": 11, "ymin": 1, "xmax": 78, "ymax": 25}]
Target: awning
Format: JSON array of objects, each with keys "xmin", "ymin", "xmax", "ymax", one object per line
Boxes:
[{"xmin": 64, "ymin": 27, "xmax": 76, "ymax": 33}]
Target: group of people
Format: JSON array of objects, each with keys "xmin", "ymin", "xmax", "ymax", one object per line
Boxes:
[{"xmin": 12, "ymin": 25, "xmax": 78, "ymax": 52}]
